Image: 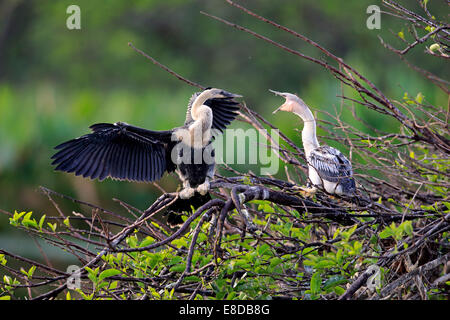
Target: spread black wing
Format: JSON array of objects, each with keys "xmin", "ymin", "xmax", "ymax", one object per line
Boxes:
[
  {"xmin": 185, "ymin": 91, "xmax": 240, "ymax": 132},
  {"xmin": 308, "ymin": 146, "xmax": 354, "ymax": 183},
  {"xmin": 51, "ymin": 122, "xmax": 176, "ymax": 182}
]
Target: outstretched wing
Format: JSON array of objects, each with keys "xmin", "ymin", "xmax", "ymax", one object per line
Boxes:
[
  {"xmin": 185, "ymin": 91, "xmax": 240, "ymax": 132},
  {"xmin": 51, "ymin": 122, "xmax": 175, "ymax": 182},
  {"xmin": 307, "ymin": 145, "xmax": 353, "ymax": 183}
]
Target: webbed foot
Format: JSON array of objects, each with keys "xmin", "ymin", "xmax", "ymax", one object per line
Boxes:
[
  {"xmin": 196, "ymin": 179, "xmax": 210, "ymax": 196},
  {"xmin": 292, "ymin": 185, "xmax": 318, "ymax": 198},
  {"xmin": 179, "ymin": 187, "xmax": 195, "ymax": 199}
]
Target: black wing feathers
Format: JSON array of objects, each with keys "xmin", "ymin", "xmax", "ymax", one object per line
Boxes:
[
  {"xmin": 51, "ymin": 122, "xmax": 173, "ymax": 182},
  {"xmin": 185, "ymin": 92, "xmax": 240, "ymax": 132}
]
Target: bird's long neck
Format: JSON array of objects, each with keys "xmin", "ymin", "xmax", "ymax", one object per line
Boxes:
[
  {"xmin": 189, "ymin": 91, "xmax": 213, "ymax": 147},
  {"xmin": 292, "ymin": 106, "xmax": 319, "ymax": 156},
  {"xmin": 191, "ymin": 91, "xmax": 211, "ymax": 121}
]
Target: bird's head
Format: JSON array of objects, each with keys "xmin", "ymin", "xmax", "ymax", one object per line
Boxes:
[
  {"xmin": 270, "ymin": 89, "xmax": 308, "ymax": 114},
  {"xmin": 204, "ymin": 87, "xmax": 242, "ymax": 99}
]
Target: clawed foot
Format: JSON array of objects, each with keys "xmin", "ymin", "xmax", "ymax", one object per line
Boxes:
[
  {"xmin": 179, "ymin": 187, "xmax": 195, "ymax": 199},
  {"xmin": 196, "ymin": 179, "xmax": 210, "ymax": 196},
  {"xmin": 292, "ymin": 185, "xmax": 317, "ymax": 198}
]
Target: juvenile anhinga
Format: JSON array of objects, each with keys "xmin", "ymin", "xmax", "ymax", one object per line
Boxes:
[
  {"xmin": 271, "ymin": 90, "xmax": 356, "ymax": 196},
  {"xmin": 51, "ymin": 88, "xmax": 242, "ymax": 202}
]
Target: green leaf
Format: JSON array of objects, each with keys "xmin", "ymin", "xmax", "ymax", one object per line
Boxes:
[
  {"xmin": 379, "ymin": 226, "xmax": 393, "ymax": 239},
  {"xmin": 184, "ymin": 276, "xmax": 201, "ymax": 282},
  {"xmin": 233, "ymin": 259, "xmax": 250, "ymax": 269},
  {"xmin": 21, "ymin": 212, "xmax": 38, "ymax": 228},
  {"xmin": 47, "ymin": 222, "xmax": 57, "ymax": 232},
  {"xmin": 443, "ymin": 202, "xmax": 450, "ymax": 211},
  {"xmin": 20, "ymin": 267, "xmax": 28, "ymax": 277},
  {"xmin": 342, "ymin": 225, "xmax": 357, "ymax": 241},
  {"xmin": 315, "ymin": 260, "xmax": 335, "ymax": 269},
  {"xmin": 226, "ymin": 291, "xmax": 237, "ymax": 300},
  {"xmin": 425, "ymin": 25, "xmax": 435, "ymax": 33},
  {"xmin": 323, "ymin": 275, "xmax": 347, "ymax": 290},
  {"xmin": 109, "ymin": 281, "xmax": 118, "ymax": 290},
  {"xmin": 139, "ymin": 236, "xmax": 154, "ymax": 247},
  {"xmin": 28, "ymin": 266, "xmax": 36, "ymax": 278},
  {"xmin": 257, "ymin": 243, "xmax": 271, "ymax": 256},
  {"xmin": 63, "ymin": 217, "xmax": 71, "ymax": 227},
  {"xmin": 126, "ymin": 235, "xmax": 138, "ymax": 248},
  {"xmin": 167, "ymin": 256, "xmax": 183, "ymax": 266},
  {"xmin": 14, "ymin": 211, "xmax": 26, "ymax": 221},
  {"xmin": 310, "ymin": 272, "xmax": 322, "ymax": 294},
  {"xmin": 353, "ymin": 241, "xmax": 362, "ymax": 253},
  {"xmin": 415, "ymin": 93, "xmax": 424, "ymax": 104},
  {"xmin": 429, "ymin": 43, "xmax": 440, "ymax": 53},
  {"xmin": 336, "ymin": 249, "xmax": 343, "ymax": 264},
  {"xmin": 38, "ymin": 215, "xmax": 46, "ymax": 230},
  {"xmin": 238, "ymin": 241, "xmax": 253, "ymax": 251},
  {"xmin": 333, "ymin": 286, "xmax": 346, "ymax": 295},
  {"xmin": 77, "ymin": 289, "xmax": 94, "ymax": 300},
  {"xmin": 254, "ymin": 200, "xmax": 275, "ymax": 213},
  {"xmin": 169, "ymin": 264, "xmax": 186, "ymax": 273},
  {"xmin": 269, "ymin": 257, "xmax": 283, "ymax": 268},
  {"xmin": 401, "ymin": 221, "xmax": 413, "ymax": 236},
  {"xmin": 98, "ymin": 269, "xmax": 121, "ymax": 282},
  {"xmin": 10, "ymin": 211, "xmax": 25, "ymax": 226},
  {"xmin": 171, "ymin": 237, "xmax": 188, "ymax": 248},
  {"xmin": 97, "ymin": 281, "xmax": 109, "ymax": 290},
  {"xmin": 23, "ymin": 211, "xmax": 33, "ymax": 221},
  {"xmin": 85, "ymin": 266, "xmax": 99, "ymax": 283}
]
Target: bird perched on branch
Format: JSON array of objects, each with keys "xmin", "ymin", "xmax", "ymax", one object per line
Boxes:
[
  {"xmin": 51, "ymin": 88, "xmax": 242, "ymax": 205},
  {"xmin": 271, "ymin": 89, "xmax": 355, "ymax": 197}
]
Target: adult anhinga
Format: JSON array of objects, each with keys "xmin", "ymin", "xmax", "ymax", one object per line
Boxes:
[
  {"xmin": 51, "ymin": 88, "xmax": 242, "ymax": 202},
  {"xmin": 270, "ymin": 90, "xmax": 356, "ymax": 196}
]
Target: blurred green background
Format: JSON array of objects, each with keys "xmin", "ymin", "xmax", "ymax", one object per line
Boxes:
[{"xmin": 0, "ymin": 0, "xmax": 446, "ymax": 258}]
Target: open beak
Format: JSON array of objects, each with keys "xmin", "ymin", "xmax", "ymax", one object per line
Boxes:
[
  {"xmin": 272, "ymin": 106, "xmax": 283, "ymax": 114},
  {"xmin": 269, "ymin": 89, "xmax": 285, "ymax": 114},
  {"xmin": 269, "ymin": 89, "xmax": 285, "ymax": 97}
]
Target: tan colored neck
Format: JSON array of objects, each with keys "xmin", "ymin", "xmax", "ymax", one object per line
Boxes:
[
  {"xmin": 189, "ymin": 102, "xmax": 213, "ymax": 147},
  {"xmin": 292, "ymin": 103, "xmax": 315, "ymax": 122},
  {"xmin": 191, "ymin": 91, "xmax": 211, "ymax": 120}
]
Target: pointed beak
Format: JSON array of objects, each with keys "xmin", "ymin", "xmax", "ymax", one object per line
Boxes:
[
  {"xmin": 222, "ymin": 90, "xmax": 242, "ymax": 98},
  {"xmin": 269, "ymin": 89, "xmax": 285, "ymax": 97},
  {"xmin": 272, "ymin": 106, "xmax": 282, "ymax": 114},
  {"xmin": 270, "ymin": 89, "xmax": 285, "ymax": 114}
]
